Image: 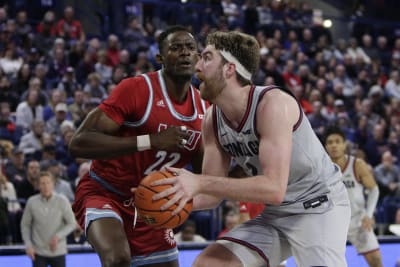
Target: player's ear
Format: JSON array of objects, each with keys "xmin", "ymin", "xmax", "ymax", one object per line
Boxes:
[
  {"xmin": 156, "ymin": 54, "xmax": 163, "ymax": 65},
  {"xmin": 224, "ymin": 62, "xmax": 235, "ymax": 78}
]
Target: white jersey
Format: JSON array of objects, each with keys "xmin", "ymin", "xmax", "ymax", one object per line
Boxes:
[
  {"xmin": 341, "ymin": 155, "xmax": 366, "ymax": 218},
  {"xmin": 342, "ymin": 155, "xmax": 380, "ymax": 253},
  {"xmin": 213, "ymin": 86, "xmax": 343, "ymax": 213}
]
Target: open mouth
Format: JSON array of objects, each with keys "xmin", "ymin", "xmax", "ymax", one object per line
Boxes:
[{"xmin": 178, "ymin": 60, "xmax": 192, "ymax": 68}]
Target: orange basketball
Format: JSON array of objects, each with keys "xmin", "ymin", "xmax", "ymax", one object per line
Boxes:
[{"xmin": 135, "ymin": 170, "xmax": 193, "ymax": 229}]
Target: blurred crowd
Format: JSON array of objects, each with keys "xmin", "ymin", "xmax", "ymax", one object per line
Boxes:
[{"xmin": 0, "ymin": 0, "xmax": 400, "ymax": 244}]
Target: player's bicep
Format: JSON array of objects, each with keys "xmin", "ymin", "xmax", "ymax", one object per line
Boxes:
[
  {"xmin": 75, "ymin": 108, "xmax": 120, "ymax": 136},
  {"xmin": 356, "ymin": 158, "xmax": 377, "ymax": 189},
  {"xmin": 257, "ymin": 92, "xmax": 299, "ymax": 191}
]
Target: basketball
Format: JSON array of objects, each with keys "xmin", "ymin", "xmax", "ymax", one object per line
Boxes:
[{"xmin": 135, "ymin": 170, "xmax": 193, "ymax": 229}]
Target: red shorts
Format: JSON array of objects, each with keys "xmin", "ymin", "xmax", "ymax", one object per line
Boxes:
[{"xmin": 73, "ymin": 175, "xmax": 176, "ymax": 256}]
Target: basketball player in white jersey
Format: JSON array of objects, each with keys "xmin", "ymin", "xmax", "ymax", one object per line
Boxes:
[
  {"xmin": 152, "ymin": 31, "xmax": 350, "ymax": 267},
  {"xmin": 324, "ymin": 126, "xmax": 383, "ymax": 267}
]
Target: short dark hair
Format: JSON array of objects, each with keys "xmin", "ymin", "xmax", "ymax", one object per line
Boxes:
[
  {"xmin": 157, "ymin": 25, "xmax": 192, "ymax": 54},
  {"xmin": 323, "ymin": 125, "xmax": 346, "ymax": 144},
  {"xmin": 39, "ymin": 171, "xmax": 55, "ymax": 182}
]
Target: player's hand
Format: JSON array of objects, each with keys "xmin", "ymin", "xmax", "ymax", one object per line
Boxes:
[
  {"xmin": 26, "ymin": 246, "xmax": 35, "ymax": 260},
  {"xmin": 150, "ymin": 126, "xmax": 191, "ymax": 151},
  {"xmin": 361, "ymin": 216, "xmax": 374, "ymax": 232},
  {"xmin": 151, "ymin": 167, "xmax": 199, "ymax": 215},
  {"xmin": 49, "ymin": 235, "xmax": 60, "ymax": 251}
]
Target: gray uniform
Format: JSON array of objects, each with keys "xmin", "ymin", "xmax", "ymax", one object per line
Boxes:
[
  {"xmin": 342, "ymin": 155, "xmax": 379, "ymax": 254},
  {"xmin": 215, "ymin": 86, "xmax": 351, "ymax": 267}
]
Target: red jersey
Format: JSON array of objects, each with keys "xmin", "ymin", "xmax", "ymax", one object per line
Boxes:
[
  {"xmin": 55, "ymin": 19, "xmax": 83, "ymax": 40},
  {"xmin": 87, "ymin": 70, "xmax": 207, "ymax": 196},
  {"xmin": 239, "ymin": 202, "xmax": 265, "ymax": 219}
]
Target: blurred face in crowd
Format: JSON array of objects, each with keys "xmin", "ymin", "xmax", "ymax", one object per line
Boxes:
[
  {"xmin": 39, "ymin": 174, "xmax": 54, "ymax": 199},
  {"xmin": 12, "ymin": 151, "xmax": 24, "ymax": 167},
  {"xmin": 325, "ymin": 133, "xmax": 346, "ymax": 161},
  {"xmin": 181, "ymin": 224, "xmax": 196, "ymax": 241},
  {"xmin": 32, "ymin": 120, "xmax": 45, "ymax": 137},
  {"xmin": 27, "ymin": 160, "xmax": 40, "ymax": 180},
  {"xmin": 224, "ymin": 211, "xmax": 239, "ymax": 230},
  {"xmin": 382, "ymin": 151, "xmax": 394, "ymax": 169}
]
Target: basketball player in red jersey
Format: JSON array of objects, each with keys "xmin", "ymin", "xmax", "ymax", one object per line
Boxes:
[{"xmin": 69, "ymin": 25, "xmax": 207, "ymax": 267}]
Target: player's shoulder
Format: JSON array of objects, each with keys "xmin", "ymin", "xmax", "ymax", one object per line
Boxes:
[{"xmin": 353, "ymin": 156, "xmax": 370, "ymax": 173}]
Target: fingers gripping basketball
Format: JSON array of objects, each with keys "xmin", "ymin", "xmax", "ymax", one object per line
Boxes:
[{"xmin": 134, "ymin": 170, "xmax": 193, "ymax": 228}]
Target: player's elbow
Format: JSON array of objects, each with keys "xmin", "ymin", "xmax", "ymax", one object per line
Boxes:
[
  {"xmin": 268, "ymin": 192, "xmax": 285, "ymax": 205},
  {"xmin": 68, "ymin": 135, "xmax": 83, "ymax": 157}
]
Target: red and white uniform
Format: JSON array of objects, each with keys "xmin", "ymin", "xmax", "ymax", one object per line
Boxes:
[{"xmin": 73, "ymin": 70, "xmax": 208, "ymax": 257}]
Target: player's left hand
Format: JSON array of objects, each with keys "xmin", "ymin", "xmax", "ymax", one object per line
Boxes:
[
  {"xmin": 151, "ymin": 167, "xmax": 199, "ymax": 215},
  {"xmin": 361, "ymin": 216, "xmax": 374, "ymax": 232}
]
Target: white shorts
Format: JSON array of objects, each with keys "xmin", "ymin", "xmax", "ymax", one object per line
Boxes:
[{"xmin": 347, "ymin": 215, "xmax": 380, "ymax": 254}]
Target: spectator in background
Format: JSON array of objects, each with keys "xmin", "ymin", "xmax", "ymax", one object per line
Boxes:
[
  {"xmin": 15, "ymin": 86, "xmax": 43, "ymax": 131},
  {"xmin": 13, "ymin": 63, "xmax": 32, "ymax": 96},
  {"xmin": 94, "ymin": 50, "xmax": 112, "ymax": 86},
  {"xmin": 0, "ymin": 102, "xmax": 21, "ymax": 144},
  {"xmin": 123, "ymin": 16, "xmax": 148, "ymax": 55},
  {"xmin": 221, "ymin": 0, "xmax": 240, "ymax": 28},
  {"xmin": 57, "ymin": 66, "xmax": 80, "ymax": 99},
  {"xmin": 367, "ymin": 85, "xmax": 385, "ymax": 116},
  {"xmin": 43, "ymin": 89, "xmax": 66, "ymax": 122},
  {"xmin": 20, "ymin": 171, "xmax": 76, "ymax": 267},
  {"xmin": 307, "ymin": 100, "xmax": 329, "ymax": 140},
  {"xmin": 68, "ymin": 40, "xmax": 86, "ymax": 68},
  {"xmin": 385, "ymin": 69, "xmax": 400, "ymax": 100},
  {"xmin": 374, "ymin": 151, "xmax": 400, "ymax": 200},
  {"xmin": 46, "ymin": 102, "xmax": 71, "ymax": 140},
  {"xmin": 364, "ymin": 123, "xmax": 388, "ymax": 167},
  {"xmin": 0, "ymin": 169, "xmax": 21, "ymax": 244},
  {"xmin": 74, "ymin": 161, "xmax": 91, "ymax": 189},
  {"xmin": 0, "ymin": 44, "xmax": 23, "ymax": 79},
  {"xmin": 83, "ymin": 73, "xmax": 107, "ymax": 99},
  {"xmin": 174, "ymin": 220, "xmax": 207, "ymax": 243},
  {"xmin": 13, "ymin": 159, "xmax": 40, "ymax": 204},
  {"xmin": 41, "ymin": 159, "xmax": 74, "ymax": 202},
  {"xmin": 18, "ymin": 120, "xmax": 45, "ymax": 159},
  {"xmin": 67, "ymin": 90, "xmax": 85, "ymax": 125},
  {"xmin": 105, "ymin": 34, "xmax": 120, "ymax": 67},
  {"xmin": 4, "ymin": 147, "xmax": 26, "ymax": 185},
  {"xmin": 217, "ymin": 209, "xmax": 240, "ymax": 238},
  {"xmin": 55, "ymin": 6, "xmax": 85, "ymax": 43},
  {"xmin": 0, "ymin": 75, "xmax": 19, "ymax": 112}
]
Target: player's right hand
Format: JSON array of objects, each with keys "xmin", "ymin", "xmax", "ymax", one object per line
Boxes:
[
  {"xmin": 361, "ymin": 216, "xmax": 374, "ymax": 232},
  {"xmin": 150, "ymin": 126, "xmax": 191, "ymax": 151}
]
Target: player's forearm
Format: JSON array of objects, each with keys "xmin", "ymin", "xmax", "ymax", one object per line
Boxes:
[
  {"xmin": 198, "ymin": 175, "xmax": 284, "ymax": 205},
  {"xmin": 365, "ymin": 186, "xmax": 379, "ymax": 218},
  {"xmin": 193, "ymin": 194, "xmax": 222, "ymax": 210},
  {"xmin": 69, "ymin": 131, "xmax": 138, "ymax": 159}
]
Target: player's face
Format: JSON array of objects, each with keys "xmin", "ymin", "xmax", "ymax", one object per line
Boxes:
[
  {"xmin": 195, "ymin": 45, "xmax": 227, "ymax": 102},
  {"xmin": 161, "ymin": 31, "xmax": 198, "ymax": 79},
  {"xmin": 325, "ymin": 134, "xmax": 346, "ymax": 160}
]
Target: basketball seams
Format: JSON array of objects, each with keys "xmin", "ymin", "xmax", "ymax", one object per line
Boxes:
[{"xmin": 135, "ymin": 170, "xmax": 192, "ymax": 228}]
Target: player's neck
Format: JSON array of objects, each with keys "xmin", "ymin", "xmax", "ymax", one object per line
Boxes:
[
  {"xmin": 333, "ymin": 155, "xmax": 348, "ymax": 171},
  {"xmin": 163, "ymin": 72, "xmax": 191, "ymax": 103},
  {"xmin": 216, "ymin": 84, "xmax": 251, "ymax": 127}
]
